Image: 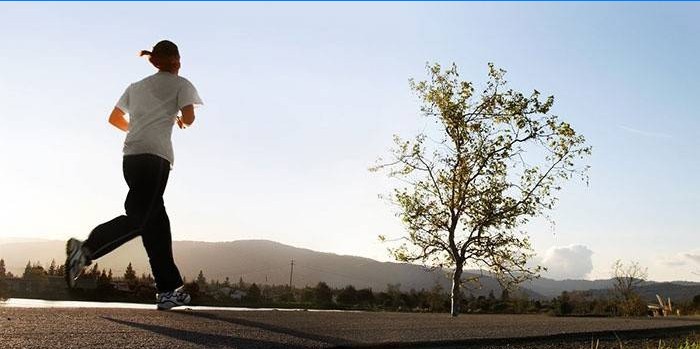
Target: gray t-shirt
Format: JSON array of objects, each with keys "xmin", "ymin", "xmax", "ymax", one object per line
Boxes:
[{"xmin": 116, "ymin": 71, "xmax": 203, "ymax": 165}]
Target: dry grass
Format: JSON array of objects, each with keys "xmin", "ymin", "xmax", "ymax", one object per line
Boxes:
[
  {"xmin": 587, "ymin": 333, "xmax": 700, "ymax": 349},
  {"xmin": 656, "ymin": 340, "xmax": 700, "ymax": 349}
]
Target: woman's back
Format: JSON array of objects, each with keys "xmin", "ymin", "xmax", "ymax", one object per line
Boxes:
[{"xmin": 118, "ymin": 71, "xmax": 201, "ymax": 165}]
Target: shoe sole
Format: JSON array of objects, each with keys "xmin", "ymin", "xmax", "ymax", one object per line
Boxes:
[
  {"xmin": 157, "ymin": 295, "xmax": 191, "ymax": 310},
  {"xmin": 64, "ymin": 239, "xmax": 82, "ymax": 289}
]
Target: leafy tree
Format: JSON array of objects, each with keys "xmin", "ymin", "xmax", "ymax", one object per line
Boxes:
[
  {"xmin": 97, "ymin": 269, "xmax": 112, "ymax": 290},
  {"xmin": 140, "ymin": 273, "xmax": 154, "ymax": 285},
  {"xmin": 314, "ymin": 282, "xmax": 333, "ymax": 306},
  {"xmin": 23, "ymin": 261, "xmax": 48, "ymax": 279},
  {"xmin": 183, "ymin": 281, "xmax": 200, "ymax": 297},
  {"xmin": 611, "ymin": 260, "xmax": 647, "ymax": 300},
  {"xmin": 196, "ymin": 270, "xmax": 207, "ymax": 289},
  {"xmin": 261, "ymin": 284, "xmax": 272, "ymax": 303},
  {"xmin": 23, "ymin": 261, "xmax": 31, "ymax": 278},
  {"xmin": 277, "ymin": 289, "xmax": 295, "ymax": 303},
  {"xmin": 558, "ymin": 291, "xmax": 574, "ymax": 315},
  {"xmin": 356, "ymin": 288, "xmax": 375, "ymax": 306},
  {"xmin": 89, "ymin": 264, "xmax": 100, "ymax": 278},
  {"xmin": 20, "ymin": 262, "xmax": 48, "ymax": 293},
  {"xmin": 124, "ymin": 263, "xmax": 136, "ymax": 281},
  {"xmin": 693, "ymin": 294, "xmax": 700, "ymax": 308},
  {"xmin": 0, "ymin": 259, "xmax": 5, "ymax": 278},
  {"xmin": 337, "ymin": 285, "xmax": 358, "ymax": 305},
  {"xmin": 55, "ymin": 263, "xmax": 65, "ymax": 277},
  {"xmin": 300, "ymin": 286, "xmax": 315, "ymax": 303},
  {"xmin": 428, "ymin": 283, "xmax": 447, "ymax": 312},
  {"xmin": 0, "ymin": 278, "xmax": 6, "ymax": 299},
  {"xmin": 500, "ymin": 289, "xmax": 510, "ymax": 302},
  {"xmin": 48, "ymin": 259, "xmax": 56, "ymax": 276},
  {"xmin": 611, "ymin": 260, "xmax": 648, "ymax": 316},
  {"xmin": 246, "ymin": 283, "xmax": 261, "ymax": 303},
  {"xmin": 372, "ymin": 63, "xmax": 590, "ymax": 316},
  {"xmin": 385, "ymin": 283, "xmax": 404, "ymax": 309}
]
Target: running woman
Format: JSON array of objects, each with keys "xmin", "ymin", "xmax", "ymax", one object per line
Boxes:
[{"xmin": 65, "ymin": 40, "xmax": 202, "ymax": 310}]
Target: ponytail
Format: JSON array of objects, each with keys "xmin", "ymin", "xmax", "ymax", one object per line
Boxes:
[{"xmin": 139, "ymin": 40, "xmax": 180, "ymax": 73}]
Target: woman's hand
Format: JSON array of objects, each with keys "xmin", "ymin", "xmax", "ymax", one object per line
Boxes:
[
  {"xmin": 176, "ymin": 116, "xmax": 186, "ymax": 129},
  {"xmin": 178, "ymin": 104, "xmax": 196, "ymax": 129}
]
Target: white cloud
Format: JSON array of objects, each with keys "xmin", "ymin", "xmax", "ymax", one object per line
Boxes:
[
  {"xmin": 661, "ymin": 258, "xmax": 687, "ymax": 267},
  {"xmin": 541, "ymin": 245, "xmax": 594, "ymax": 280},
  {"xmin": 659, "ymin": 250, "xmax": 700, "ymax": 267},
  {"xmin": 683, "ymin": 252, "xmax": 700, "ymax": 265}
]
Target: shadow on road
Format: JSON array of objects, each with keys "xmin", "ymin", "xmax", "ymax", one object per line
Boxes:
[
  {"xmin": 102, "ymin": 316, "xmax": 313, "ymax": 349},
  {"xmin": 170, "ymin": 310, "xmax": 357, "ymax": 347},
  {"xmin": 106, "ymin": 312, "xmax": 700, "ymax": 349}
]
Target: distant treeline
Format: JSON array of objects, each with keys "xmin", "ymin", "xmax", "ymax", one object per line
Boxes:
[{"xmin": 3, "ymin": 258, "xmax": 700, "ymax": 316}]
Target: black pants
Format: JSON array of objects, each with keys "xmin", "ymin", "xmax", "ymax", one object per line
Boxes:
[{"xmin": 83, "ymin": 154, "xmax": 183, "ymax": 293}]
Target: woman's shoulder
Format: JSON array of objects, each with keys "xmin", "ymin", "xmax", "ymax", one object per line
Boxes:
[
  {"xmin": 174, "ymin": 76, "xmax": 200, "ymax": 94},
  {"xmin": 129, "ymin": 73, "xmax": 159, "ymax": 88},
  {"xmin": 176, "ymin": 75, "xmax": 197, "ymax": 87}
]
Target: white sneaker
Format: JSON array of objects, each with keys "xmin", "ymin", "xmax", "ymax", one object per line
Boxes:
[
  {"xmin": 65, "ymin": 238, "xmax": 89, "ymax": 288},
  {"xmin": 157, "ymin": 288, "xmax": 191, "ymax": 310}
]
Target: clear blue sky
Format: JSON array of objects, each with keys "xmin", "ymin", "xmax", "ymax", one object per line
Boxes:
[{"xmin": 1, "ymin": 2, "xmax": 699, "ymax": 281}]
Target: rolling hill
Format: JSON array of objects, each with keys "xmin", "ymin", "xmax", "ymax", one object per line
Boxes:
[{"xmin": 1, "ymin": 239, "xmax": 699, "ymax": 301}]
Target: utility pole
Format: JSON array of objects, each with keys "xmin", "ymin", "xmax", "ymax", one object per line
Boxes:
[{"xmin": 289, "ymin": 259, "xmax": 294, "ymax": 288}]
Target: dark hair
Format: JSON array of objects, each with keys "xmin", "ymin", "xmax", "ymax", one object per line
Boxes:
[{"xmin": 139, "ymin": 40, "xmax": 180, "ymax": 72}]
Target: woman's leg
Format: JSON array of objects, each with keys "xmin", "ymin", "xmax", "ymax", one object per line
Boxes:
[
  {"xmin": 142, "ymin": 206, "xmax": 184, "ymax": 293},
  {"xmin": 82, "ymin": 154, "xmax": 168, "ymax": 260}
]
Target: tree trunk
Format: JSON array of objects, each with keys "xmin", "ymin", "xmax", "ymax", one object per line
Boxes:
[{"xmin": 450, "ymin": 264, "xmax": 463, "ymax": 317}]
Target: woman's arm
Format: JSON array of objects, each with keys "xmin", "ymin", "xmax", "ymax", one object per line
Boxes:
[
  {"xmin": 177, "ymin": 104, "xmax": 196, "ymax": 129},
  {"xmin": 108, "ymin": 107, "xmax": 129, "ymax": 132}
]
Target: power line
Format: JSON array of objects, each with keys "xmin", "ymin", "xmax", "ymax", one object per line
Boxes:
[{"xmin": 234, "ymin": 263, "xmax": 289, "ymax": 277}]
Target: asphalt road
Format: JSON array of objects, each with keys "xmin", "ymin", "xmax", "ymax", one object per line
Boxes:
[{"xmin": 3, "ymin": 306, "xmax": 700, "ymax": 348}]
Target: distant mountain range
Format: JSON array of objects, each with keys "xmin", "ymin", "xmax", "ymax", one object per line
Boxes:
[{"xmin": 1, "ymin": 238, "xmax": 699, "ymax": 302}]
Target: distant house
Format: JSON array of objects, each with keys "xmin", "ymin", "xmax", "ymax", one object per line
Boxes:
[
  {"xmin": 112, "ymin": 281, "xmax": 131, "ymax": 292},
  {"xmin": 230, "ymin": 290, "xmax": 247, "ymax": 301}
]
